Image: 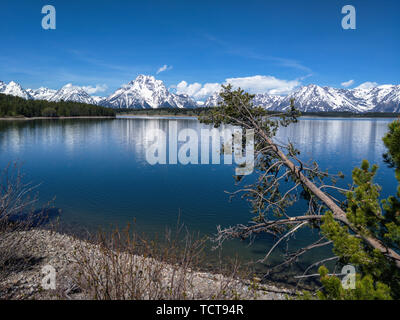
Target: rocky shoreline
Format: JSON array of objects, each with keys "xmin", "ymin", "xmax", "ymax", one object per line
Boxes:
[{"xmin": 0, "ymin": 229, "xmax": 294, "ymax": 300}]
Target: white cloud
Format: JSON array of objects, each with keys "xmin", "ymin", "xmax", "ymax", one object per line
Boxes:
[
  {"xmin": 81, "ymin": 84, "xmax": 108, "ymax": 94},
  {"xmin": 156, "ymin": 65, "xmax": 173, "ymax": 74},
  {"xmin": 355, "ymin": 82, "xmax": 378, "ymax": 90},
  {"xmin": 176, "ymin": 81, "xmax": 221, "ymax": 100},
  {"xmin": 225, "ymin": 75, "xmax": 300, "ymax": 95},
  {"xmin": 176, "ymin": 75, "xmax": 300, "ymax": 100},
  {"xmin": 341, "ymin": 79, "xmax": 354, "ymax": 87}
]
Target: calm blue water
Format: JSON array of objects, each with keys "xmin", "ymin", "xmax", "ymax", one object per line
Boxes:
[{"xmin": 0, "ymin": 116, "xmax": 398, "ymax": 272}]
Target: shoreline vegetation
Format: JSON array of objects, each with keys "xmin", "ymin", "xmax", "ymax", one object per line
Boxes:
[
  {"xmin": 0, "ymin": 93, "xmax": 116, "ymax": 119},
  {"xmin": 0, "ymin": 116, "xmax": 116, "ymax": 121},
  {"xmin": 0, "ymin": 228, "xmax": 292, "ymax": 300}
]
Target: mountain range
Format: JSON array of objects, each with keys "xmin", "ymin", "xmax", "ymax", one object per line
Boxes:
[
  {"xmin": 1, "ymin": 76, "xmax": 399, "ymax": 113},
  {"xmin": 204, "ymin": 84, "xmax": 400, "ymax": 113}
]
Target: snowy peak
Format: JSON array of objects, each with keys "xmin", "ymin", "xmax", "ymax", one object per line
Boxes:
[
  {"xmin": 0, "ymin": 80, "xmax": 101, "ymax": 105},
  {"xmin": 127, "ymin": 74, "xmax": 160, "ymax": 87},
  {"xmin": 91, "ymin": 96, "xmax": 106, "ymax": 105},
  {"xmin": 26, "ymin": 87, "xmax": 57, "ymax": 101},
  {"xmin": 103, "ymin": 74, "xmax": 197, "ymax": 109},
  {"xmin": 204, "ymin": 83, "xmax": 400, "ymax": 113},
  {"xmin": 0, "ymin": 80, "xmax": 105, "ymax": 106},
  {"xmin": 364, "ymin": 85, "xmax": 400, "ymax": 112},
  {"xmin": 204, "ymin": 91, "xmax": 284, "ymax": 109},
  {"xmin": 204, "ymin": 91, "xmax": 223, "ymax": 108},
  {"xmin": 1, "ymin": 81, "xmax": 32, "ymax": 100},
  {"xmin": 253, "ymin": 93, "xmax": 284, "ymax": 109},
  {"xmin": 49, "ymin": 84, "xmax": 96, "ymax": 105},
  {"xmin": 280, "ymin": 84, "xmax": 358, "ymax": 112}
]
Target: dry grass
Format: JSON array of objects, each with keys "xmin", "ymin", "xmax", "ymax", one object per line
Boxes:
[
  {"xmin": 70, "ymin": 223, "xmax": 256, "ymax": 300},
  {"xmin": 0, "ymin": 163, "xmax": 53, "ymax": 298}
]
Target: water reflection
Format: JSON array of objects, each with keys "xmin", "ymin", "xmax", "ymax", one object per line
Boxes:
[{"xmin": 275, "ymin": 118, "xmax": 391, "ymax": 182}]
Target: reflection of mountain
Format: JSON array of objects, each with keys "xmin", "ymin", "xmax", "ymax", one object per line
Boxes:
[
  {"xmin": 0, "ymin": 118, "xmax": 393, "ymax": 172},
  {"xmin": 117, "ymin": 117, "xmax": 209, "ymax": 164},
  {"xmin": 0, "ymin": 120, "xmax": 115, "ymax": 155},
  {"xmin": 275, "ymin": 118, "xmax": 388, "ymax": 170}
]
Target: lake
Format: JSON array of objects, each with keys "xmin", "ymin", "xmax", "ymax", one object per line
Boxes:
[{"xmin": 0, "ymin": 116, "xmax": 398, "ymax": 277}]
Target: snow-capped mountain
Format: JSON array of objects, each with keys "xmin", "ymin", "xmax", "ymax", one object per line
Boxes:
[
  {"xmin": 204, "ymin": 92, "xmax": 223, "ymax": 108},
  {"xmin": 204, "ymin": 85, "xmax": 363, "ymax": 112},
  {"xmin": 101, "ymin": 75, "xmax": 197, "ymax": 109},
  {"xmin": 277, "ymin": 85, "xmax": 359, "ymax": 112},
  {"xmin": 0, "ymin": 81, "xmax": 98, "ymax": 105},
  {"xmin": 278, "ymin": 84, "xmax": 400, "ymax": 112},
  {"xmin": 91, "ymin": 96, "xmax": 106, "ymax": 105},
  {"xmin": 26, "ymin": 87, "xmax": 57, "ymax": 101},
  {"xmin": 0, "ymin": 81, "xmax": 32, "ymax": 100},
  {"xmin": 172, "ymin": 93, "xmax": 198, "ymax": 109},
  {"xmin": 1, "ymin": 78, "xmax": 399, "ymax": 113},
  {"xmin": 374, "ymin": 85, "xmax": 400, "ymax": 113},
  {"xmin": 204, "ymin": 84, "xmax": 400, "ymax": 113},
  {"xmin": 253, "ymin": 93, "xmax": 284, "ymax": 109},
  {"xmin": 49, "ymin": 84, "xmax": 96, "ymax": 105},
  {"xmin": 350, "ymin": 85, "xmax": 400, "ymax": 113},
  {"xmin": 204, "ymin": 91, "xmax": 284, "ymax": 109}
]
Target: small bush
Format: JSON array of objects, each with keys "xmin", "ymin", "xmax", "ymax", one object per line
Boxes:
[{"xmin": 0, "ymin": 163, "xmax": 50, "ymax": 298}]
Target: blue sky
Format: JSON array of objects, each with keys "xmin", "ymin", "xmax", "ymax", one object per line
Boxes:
[{"xmin": 0, "ymin": 0, "xmax": 399, "ymax": 99}]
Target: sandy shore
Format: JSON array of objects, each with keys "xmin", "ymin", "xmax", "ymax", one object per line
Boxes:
[{"xmin": 0, "ymin": 229, "xmax": 293, "ymax": 300}]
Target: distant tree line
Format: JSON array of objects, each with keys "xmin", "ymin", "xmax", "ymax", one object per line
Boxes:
[
  {"xmin": 297, "ymin": 111, "xmax": 400, "ymax": 118},
  {"xmin": 116, "ymin": 107, "xmax": 213, "ymax": 117},
  {"xmin": 0, "ymin": 94, "xmax": 116, "ymax": 118}
]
